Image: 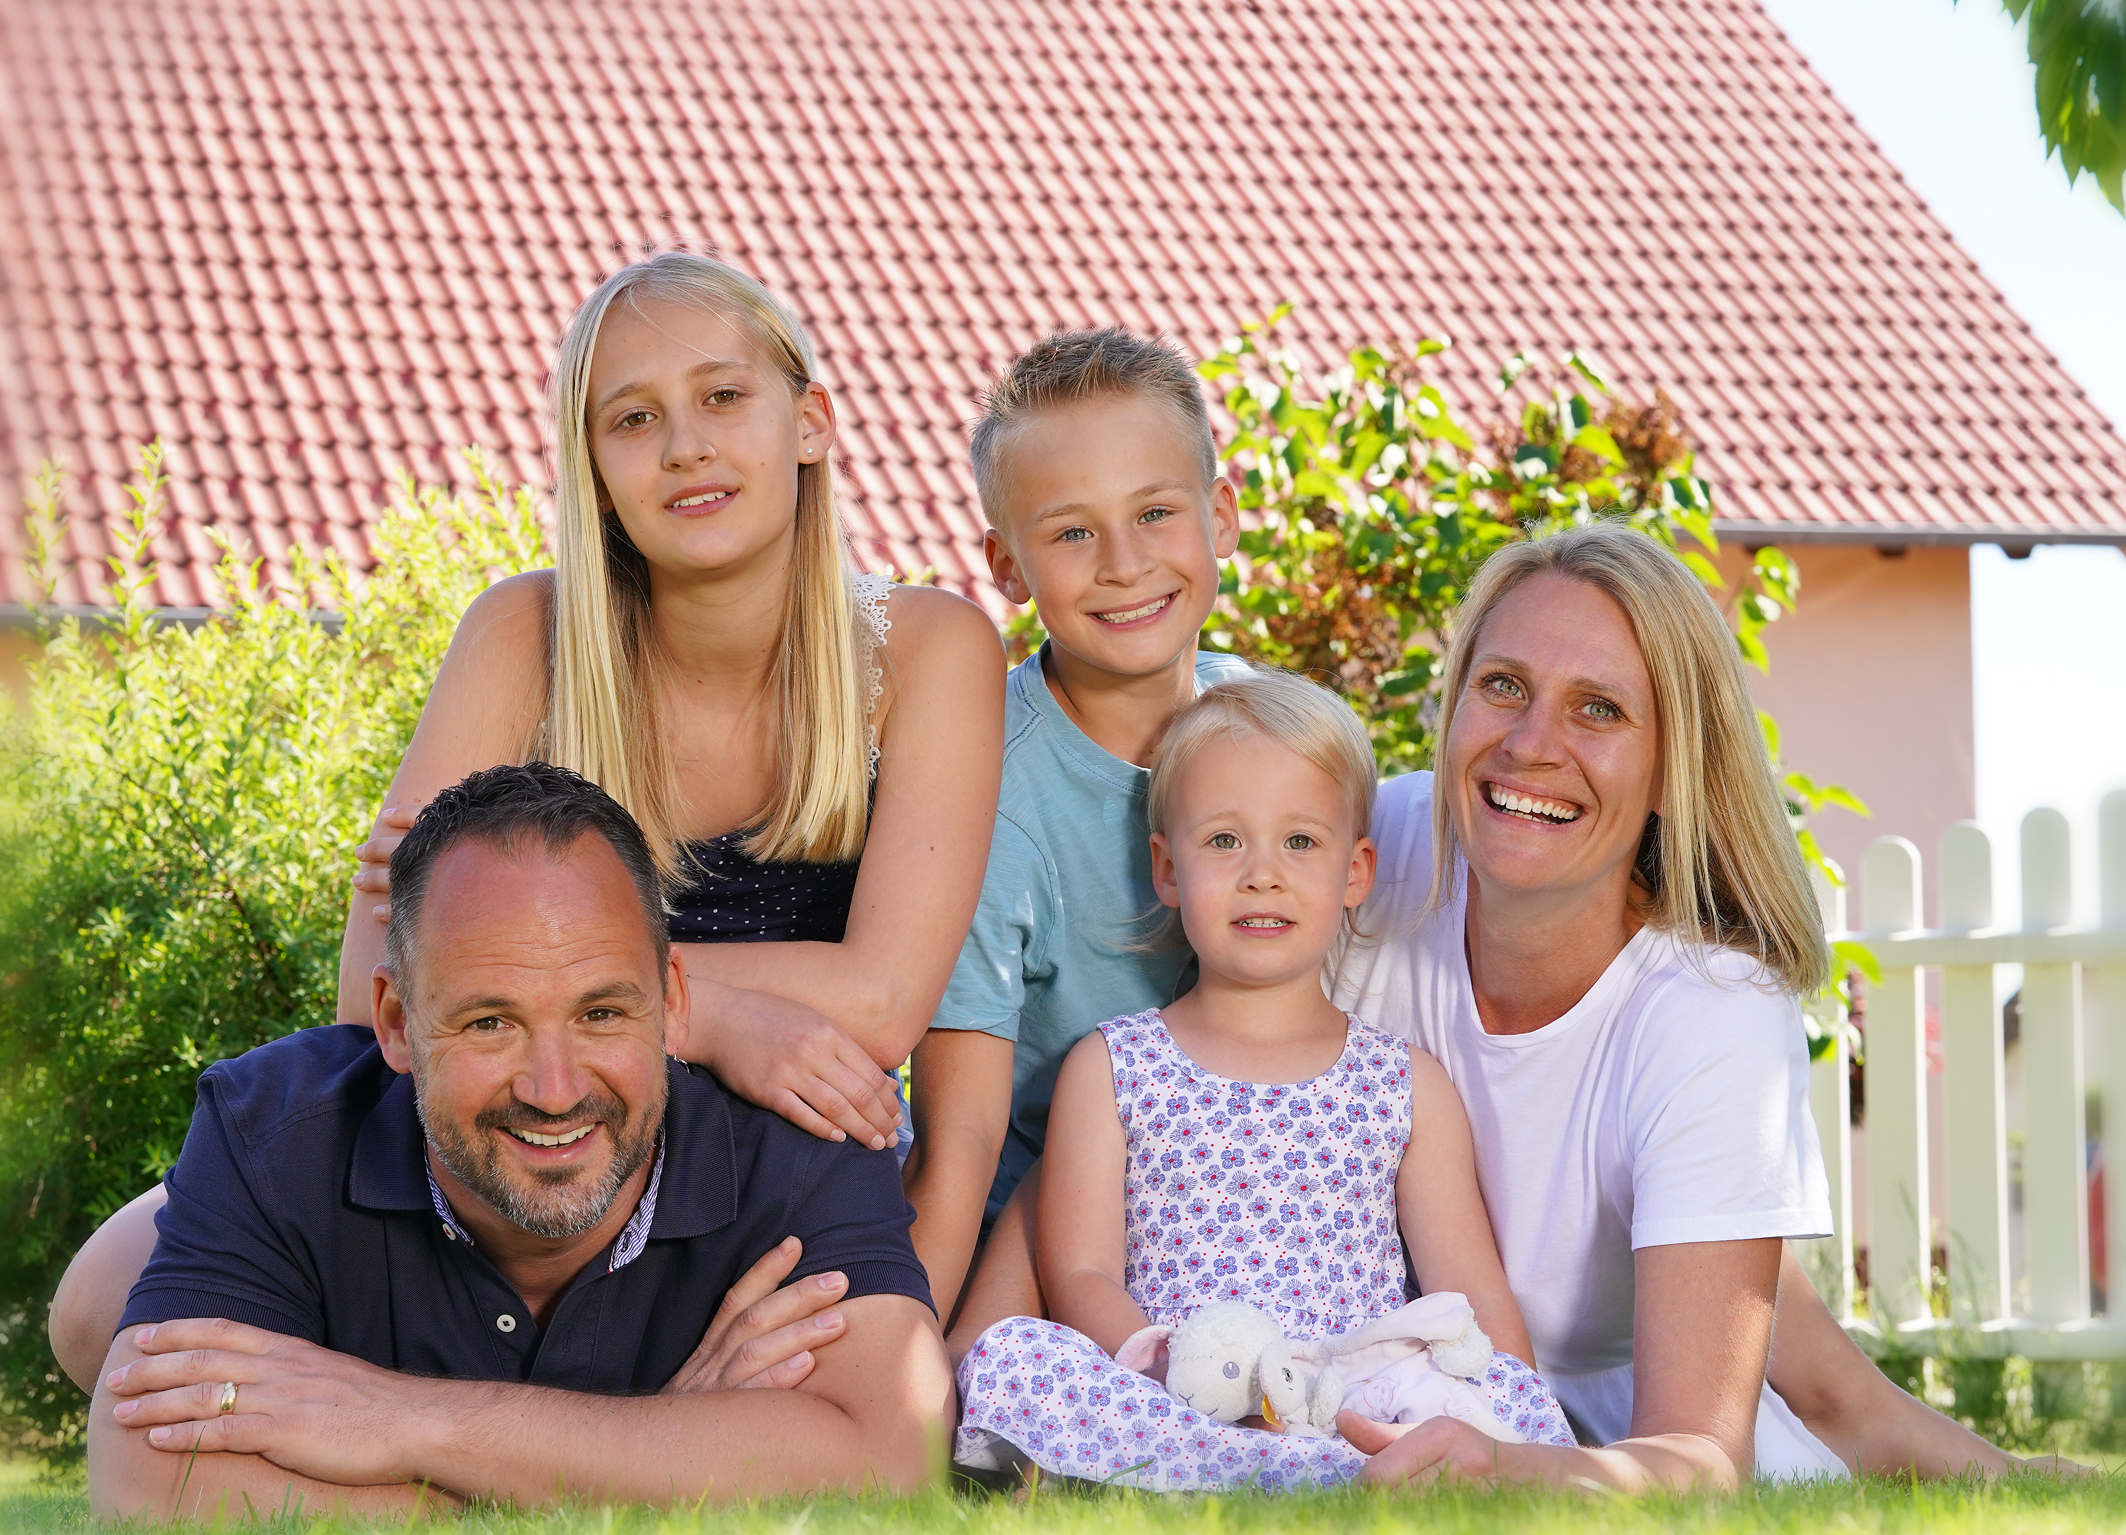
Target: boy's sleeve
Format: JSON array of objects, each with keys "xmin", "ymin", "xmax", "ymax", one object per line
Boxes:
[
  {"xmin": 927, "ymin": 814, "xmax": 1052, "ymax": 1041},
  {"xmin": 117, "ymin": 1075, "xmax": 324, "ymax": 1341}
]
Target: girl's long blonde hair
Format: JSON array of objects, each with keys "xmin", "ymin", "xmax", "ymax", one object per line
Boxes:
[
  {"xmin": 1428, "ymin": 523, "xmax": 1830, "ymax": 996},
  {"xmin": 544, "ymin": 252, "xmax": 870, "ymax": 884}
]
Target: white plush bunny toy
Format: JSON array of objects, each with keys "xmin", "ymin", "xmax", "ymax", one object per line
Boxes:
[{"xmin": 1115, "ymin": 1293, "xmax": 1525, "ymax": 1443}]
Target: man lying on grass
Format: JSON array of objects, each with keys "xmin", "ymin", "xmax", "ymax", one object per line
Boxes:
[{"xmin": 88, "ymin": 763, "xmax": 952, "ymax": 1520}]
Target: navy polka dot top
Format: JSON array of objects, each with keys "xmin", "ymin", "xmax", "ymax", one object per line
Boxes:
[
  {"xmin": 667, "ymin": 833, "xmax": 861, "ymax": 944},
  {"xmin": 664, "ymin": 572, "xmax": 888, "ymax": 948}
]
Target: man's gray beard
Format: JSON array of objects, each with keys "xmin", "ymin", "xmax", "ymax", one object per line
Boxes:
[{"xmin": 413, "ymin": 1067, "xmax": 666, "ymax": 1242}]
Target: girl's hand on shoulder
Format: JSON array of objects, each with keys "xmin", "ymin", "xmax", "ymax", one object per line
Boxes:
[
  {"xmin": 351, "ymin": 804, "xmax": 427, "ymax": 915},
  {"xmin": 694, "ymin": 981, "xmax": 903, "ymax": 1150}
]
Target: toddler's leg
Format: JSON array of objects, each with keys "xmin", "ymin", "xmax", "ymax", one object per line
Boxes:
[
  {"xmin": 1474, "ymin": 1351, "xmax": 1577, "ymax": 1448},
  {"xmin": 946, "ymin": 1162, "xmax": 1044, "ymax": 1365},
  {"xmin": 50, "ymin": 1184, "xmax": 165, "ymax": 1392},
  {"xmin": 957, "ymin": 1316, "xmax": 1366, "ymax": 1491}
]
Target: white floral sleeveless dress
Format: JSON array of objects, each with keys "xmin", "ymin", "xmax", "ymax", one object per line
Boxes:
[{"xmin": 955, "ymin": 1010, "xmax": 1573, "ymax": 1491}]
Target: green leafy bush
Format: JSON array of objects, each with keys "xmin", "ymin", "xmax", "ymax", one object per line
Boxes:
[
  {"xmin": 1199, "ymin": 313, "xmax": 1788, "ymax": 768},
  {"xmin": 0, "ymin": 444, "xmax": 545, "ymax": 1450}
]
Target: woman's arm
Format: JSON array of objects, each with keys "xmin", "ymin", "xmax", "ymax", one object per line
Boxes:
[
  {"xmin": 1395, "ymin": 1052, "xmax": 1535, "ymax": 1368},
  {"xmin": 1764, "ymin": 1243, "xmax": 2031, "ymax": 1475},
  {"xmin": 902, "ymin": 1029, "xmax": 1014, "ymax": 1325},
  {"xmin": 678, "ymin": 587, "xmax": 1004, "ymax": 1067},
  {"xmin": 1035, "ymin": 1033, "xmax": 1147, "ymax": 1356},
  {"xmin": 334, "ymin": 573, "xmax": 551, "ymax": 1023},
  {"xmin": 1352, "ymin": 1237, "xmax": 1780, "ymax": 1491}
]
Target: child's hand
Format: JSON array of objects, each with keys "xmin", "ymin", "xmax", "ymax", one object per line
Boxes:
[
  {"xmin": 352, "ymin": 804, "xmax": 425, "ymax": 922},
  {"xmin": 701, "ymin": 986, "xmax": 903, "ymax": 1149}
]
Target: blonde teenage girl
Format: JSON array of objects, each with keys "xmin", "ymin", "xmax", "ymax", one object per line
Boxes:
[
  {"xmin": 50, "ymin": 252, "xmax": 1004, "ymax": 1386},
  {"xmin": 954, "ymin": 669, "xmax": 1572, "ymax": 1491}
]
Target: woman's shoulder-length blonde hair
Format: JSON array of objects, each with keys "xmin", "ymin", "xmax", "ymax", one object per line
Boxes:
[
  {"xmin": 542, "ymin": 250, "xmax": 871, "ymax": 885},
  {"xmin": 1428, "ymin": 522, "xmax": 1830, "ymax": 997}
]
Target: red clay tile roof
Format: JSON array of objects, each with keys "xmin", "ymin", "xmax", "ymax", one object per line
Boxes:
[{"xmin": 4, "ymin": 0, "xmax": 2124, "ymax": 612}]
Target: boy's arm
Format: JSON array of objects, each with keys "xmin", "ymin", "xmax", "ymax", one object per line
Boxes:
[
  {"xmin": 903, "ymin": 1030, "xmax": 1014, "ymax": 1322},
  {"xmin": 900, "ymin": 808, "xmax": 1047, "ymax": 1321},
  {"xmin": 1035, "ymin": 1032, "xmax": 1148, "ymax": 1356},
  {"xmin": 1395, "ymin": 1050, "xmax": 1536, "ymax": 1368}
]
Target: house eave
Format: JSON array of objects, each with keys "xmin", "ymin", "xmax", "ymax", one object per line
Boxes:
[
  {"xmin": 1711, "ymin": 519, "xmax": 2126, "ymax": 552},
  {"xmin": 1, "ymin": 603, "xmax": 343, "ymax": 631}
]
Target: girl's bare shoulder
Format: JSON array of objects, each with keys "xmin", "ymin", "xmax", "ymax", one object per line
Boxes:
[
  {"xmin": 446, "ymin": 570, "xmax": 554, "ymax": 676},
  {"xmin": 1404, "ymin": 1044, "xmax": 1463, "ymax": 1112},
  {"xmin": 875, "ymin": 581, "xmax": 1004, "ymax": 671}
]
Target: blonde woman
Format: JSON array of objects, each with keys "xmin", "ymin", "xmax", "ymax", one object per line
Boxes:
[
  {"xmin": 1331, "ymin": 523, "xmax": 2050, "ymax": 1488},
  {"xmin": 50, "ymin": 252, "xmax": 1003, "ymax": 1385}
]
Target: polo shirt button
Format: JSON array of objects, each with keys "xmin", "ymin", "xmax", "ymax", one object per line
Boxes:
[{"xmin": 496, "ymin": 1314, "xmax": 517, "ymax": 1334}]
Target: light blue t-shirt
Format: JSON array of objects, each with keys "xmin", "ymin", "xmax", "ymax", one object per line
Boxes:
[{"xmin": 930, "ymin": 645, "xmax": 1250, "ymax": 1218}]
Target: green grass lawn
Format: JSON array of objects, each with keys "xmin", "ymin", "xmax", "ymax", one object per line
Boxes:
[{"xmin": 2, "ymin": 1463, "xmax": 2121, "ymax": 1535}]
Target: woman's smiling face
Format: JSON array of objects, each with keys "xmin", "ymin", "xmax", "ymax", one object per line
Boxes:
[
  {"xmin": 1442, "ymin": 572, "xmax": 1663, "ymax": 911},
  {"xmin": 584, "ymin": 297, "xmax": 834, "ymax": 581}
]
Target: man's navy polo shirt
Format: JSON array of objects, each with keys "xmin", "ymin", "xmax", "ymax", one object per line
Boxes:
[{"xmin": 119, "ymin": 1025, "xmax": 932, "ymax": 1392}]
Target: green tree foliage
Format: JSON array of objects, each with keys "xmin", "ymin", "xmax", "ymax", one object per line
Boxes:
[
  {"xmin": 0, "ymin": 445, "xmax": 545, "ymax": 1450},
  {"xmin": 2001, "ymin": 0, "xmax": 2126, "ymax": 209}
]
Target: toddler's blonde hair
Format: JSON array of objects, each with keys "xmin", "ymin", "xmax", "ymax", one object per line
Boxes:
[{"xmin": 1148, "ymin": 665, "xmax": 1378, "ymax": 845}]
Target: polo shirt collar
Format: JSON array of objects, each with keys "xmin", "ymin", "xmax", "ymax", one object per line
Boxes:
[
  {"xmin": 348, "ymin": 1057, "xmax": 739, "ymax": 1245},
  {"xmin": 423, "ymin": 1131, "xmax": 666, "ymax": 1273}
]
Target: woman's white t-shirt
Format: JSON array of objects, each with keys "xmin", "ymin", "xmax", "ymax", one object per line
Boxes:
[{"xmin": 1334, "ymin": 773, "xmax": 1843, "ymax": 1476}]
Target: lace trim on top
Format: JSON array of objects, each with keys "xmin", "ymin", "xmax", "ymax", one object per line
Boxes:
[{"xmin": 850, "ymin": 571, "xmax": 893, "ymax": 781}]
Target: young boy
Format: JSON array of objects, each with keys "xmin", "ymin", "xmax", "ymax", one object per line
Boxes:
[{"xmin": 901, "ymin": 328, "xmax": 1242, "ymax": 1350}]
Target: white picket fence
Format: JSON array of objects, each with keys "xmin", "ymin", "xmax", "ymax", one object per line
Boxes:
[{"xmin": 1805, "ymin": 791, "xmax": 2126, "ymax": 1360}]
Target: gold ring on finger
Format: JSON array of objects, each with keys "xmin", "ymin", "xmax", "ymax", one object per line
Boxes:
[{"xmin": 217, "ymin": 1381, "xmax": 238, "ymax": 1416}]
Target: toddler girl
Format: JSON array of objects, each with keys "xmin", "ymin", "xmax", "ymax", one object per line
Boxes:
[{"xmin": 955, "ymin": 668, "xmax": 1574, "ymax": 1490}]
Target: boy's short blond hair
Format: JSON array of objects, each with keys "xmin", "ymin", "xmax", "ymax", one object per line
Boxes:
[
  {"xmin": 1147, "ymin": 665, "xmax": 1378, "ymax": 844},
  {"xmin": 969, "ymin": 326, "xmax": 1218, "ymax": 527}
]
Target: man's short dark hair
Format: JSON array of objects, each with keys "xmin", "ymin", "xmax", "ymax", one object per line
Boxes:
[{"xmin": 384, "ymin": 762, "xmax": 670, "ymax": 982}]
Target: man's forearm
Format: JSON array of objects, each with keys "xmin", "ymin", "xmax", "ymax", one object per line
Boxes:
[
  {"xmin": 90, "ymin": 1403, "xmax": 454, "ymax": 1524},
  {"xmin": 401, "ymin": 1373, "xmax": 934, "ymax": 1505}
]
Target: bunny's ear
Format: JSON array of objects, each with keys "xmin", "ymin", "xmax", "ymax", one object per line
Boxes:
[{"xmin": 1114, "ymin": 1324, "xmax": 1175, "ymax": 1374}]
